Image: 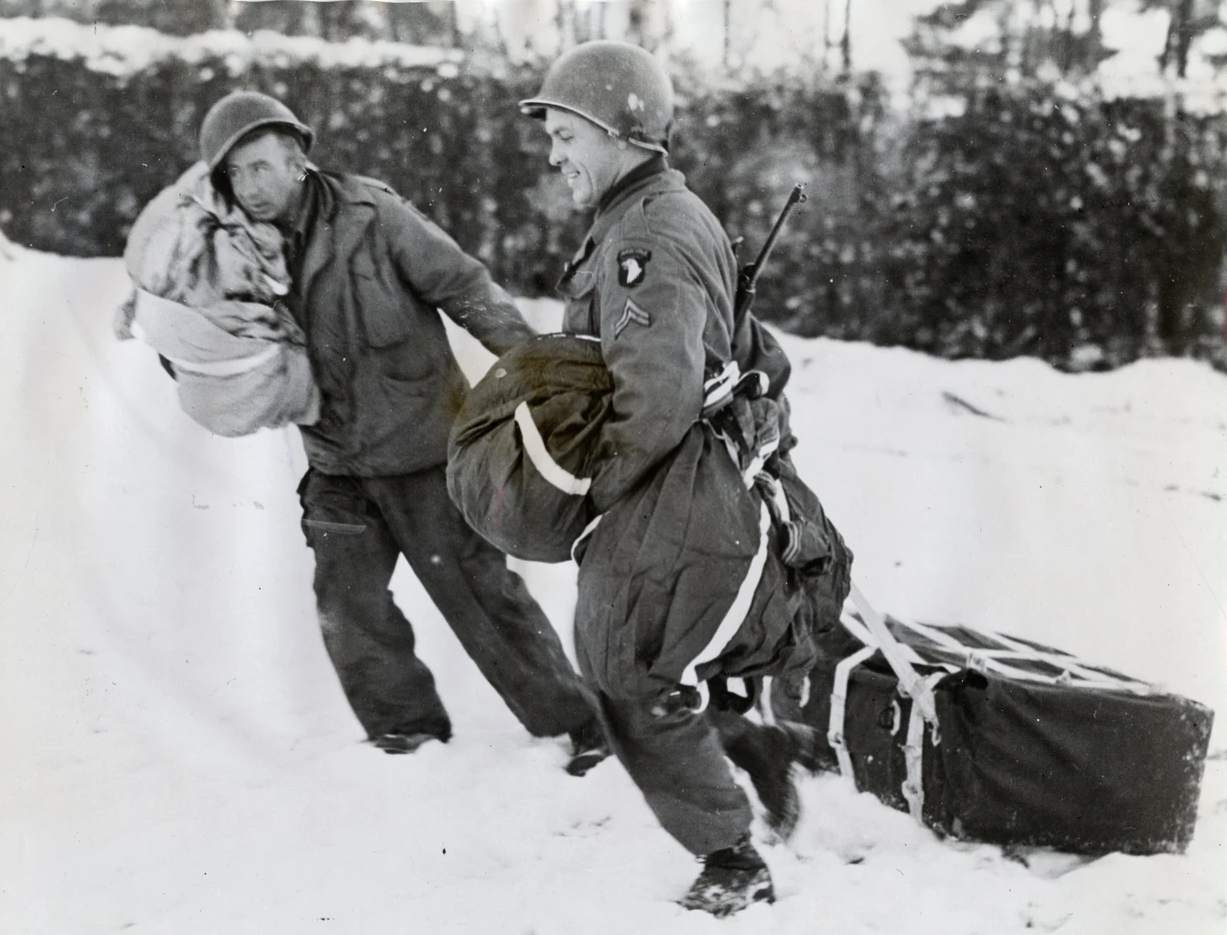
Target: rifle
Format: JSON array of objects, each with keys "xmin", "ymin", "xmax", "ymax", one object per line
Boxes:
[{"xmin": 734, "ymin": 183, "xmax": 807, "ymax": 321}]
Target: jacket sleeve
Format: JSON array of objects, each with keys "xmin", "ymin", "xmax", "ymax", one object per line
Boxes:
[
  {"xmin": 383, "ymin": 198, "xmax": 535, "ymax": 356},
  {"xmin": 588, "ymin": 235, "xmax": 706, "ymax": 513}
]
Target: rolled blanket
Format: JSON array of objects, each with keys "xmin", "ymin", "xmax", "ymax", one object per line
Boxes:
[
  {"xmin": 119, "ymin": 162, "xmax": 319, "ymax": 436},
  {"xmin": 131, "ymin": 289, "xmax": 319, "ymax": 437}
]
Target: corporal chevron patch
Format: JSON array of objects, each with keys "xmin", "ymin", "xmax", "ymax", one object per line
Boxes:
[{"xmin": 614, "ymin": 298, "xmax": 651, "ymax": 337}]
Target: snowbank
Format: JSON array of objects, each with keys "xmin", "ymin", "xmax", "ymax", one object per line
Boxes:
[{"xmin": 0, "ymin": 250, "xmax": 1223, "ymax": 934}]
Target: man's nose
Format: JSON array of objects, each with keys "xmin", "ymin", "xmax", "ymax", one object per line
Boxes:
[
  {"xmin": 232, "ymin": 173, "xmax": 255, "ymax": 200},
  {"xmin": 548, "ymin": 143, "xmax": 564, "ymax": 168}
]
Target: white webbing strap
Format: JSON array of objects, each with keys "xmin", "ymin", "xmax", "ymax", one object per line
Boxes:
[
  {"xmin": 514, "ymin": 402, "xmax": 592, "ymax": 496},
  {"xmin": 163, "ymin": 343, "xmax": 280, "ymax": 377},
  {"xmin": 131, "ymin": 319, "xmax": 282, "ymax": 377},
  {"xmin": 569, "ymin": 513, "xmax": 603, "ymax": 564},
  {"xmin": 839, "ymin": 611, "xmax": 934, "ymax": 673},
  {"xmin": 759, "ymin": 675, "xmax": 776, "ymax": 727},
  {"xmin": 902, "ymin": 672, "xmax": 947, "ymax": 821},
  {"xmin": 987, "ymin": 630, "xmax": 1153, "ymax": 695},
  {"xmin": 679, "ymin": 502, "xmax": 772, "ymax": 710},
  {"xmin": 742, "ymin": 436, "xmax": 781, "ymax": 490},
  {"xmin": 893, "ymin": 616, "xmax": 1152, "ymax": 695},
  {"xmin": 702, "ymin": 361, "xmax": 741, "ymax": 414},
  {"xmin": 828, "ymin": 645, "xmax": 877, "ymax": 784},
  {"xmin": 849, "ymin": 583, "xmax": 939, "ymax": 726}
]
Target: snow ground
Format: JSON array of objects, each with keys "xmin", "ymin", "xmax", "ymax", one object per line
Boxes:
[{"xmin": 0, "ymin": 250, "xmax": 1224, "ymax": 934}]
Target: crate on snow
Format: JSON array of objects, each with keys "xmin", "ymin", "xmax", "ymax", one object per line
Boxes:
[{"xmin": 794, "ymin": 587, "xmax": 1214, "ymax": 855}]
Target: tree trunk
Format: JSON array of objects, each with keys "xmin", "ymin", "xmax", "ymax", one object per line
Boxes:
[
  {"xmin": 1174, "ymin": 0, "xmax": 1196, "ymax": 78},
  {"xmin": 841, "ymin": 0, "xmax": 852, "ymax": 73},
  {"xmin": 627, "ymin": 0, "xmax": 665, "ymax": 50},
  {"xmin": 724, "ymin": 0, "xmax": 732, "ymax": 66},
  {"xmin": 822, "ymin": 0, "xmax": 832, "ymax": 72},
  {"xmin": 1088, "ymin": 0, "xmax": 1104, "ymax": 64}
]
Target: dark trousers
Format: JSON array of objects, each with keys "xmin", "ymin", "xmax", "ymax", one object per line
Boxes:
[
  {"xmin": 298, "ymin": 465, "xmax": 597, "ymax": 741},
  {"xmin": 589, "ymin": 690, "xmax": 755, "ymax": 855}
]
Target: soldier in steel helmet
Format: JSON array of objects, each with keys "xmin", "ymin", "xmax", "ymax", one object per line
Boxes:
[
  {"xmin": 188, "ymin": 90, "xmax": 607, "ymax": 775},
  {"xmin": 519, "ymin": 41, "xmax": 841, "ymax": 916}
]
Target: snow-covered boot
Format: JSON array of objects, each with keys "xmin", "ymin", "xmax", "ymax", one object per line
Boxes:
[
  {"xmin": 370, "ymin": 730, "xmax": 448, "ymax": 755},
  {"xmin": 779, "ymin": 718, "xmax": 839, "ymax": 774},
  {"xmin": 678, "ymin": 836, "xmax": 774, "ymax": 917},
  {"xmin": 565, "ymin": 719, "xmax": 611, "ymax": 776},
  {"xmin": 719, "ymin": 721, "xmax": 802, "ymax": 841}
]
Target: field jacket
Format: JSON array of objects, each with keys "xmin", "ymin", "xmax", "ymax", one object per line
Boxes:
[{"xmin": 290, "ymin": 171, "xmax": 534, "ymax": 476}]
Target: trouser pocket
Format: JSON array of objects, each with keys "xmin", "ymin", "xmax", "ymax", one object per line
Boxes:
[{"xmin": 298, "ymin": 469, "xmax": 370, "ymax": 543}]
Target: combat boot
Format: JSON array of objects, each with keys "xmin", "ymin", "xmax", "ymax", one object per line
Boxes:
[
  {"xmin": 565, "ymin": 718, "xmax": 611, "ymax": 776},
  {"xmin": 678, "ymin": 836, "xmax": 774, "ymax": 917},
  {"xmin": 715, "ymin": 717, "xmax": 802, "ymax": 841}
]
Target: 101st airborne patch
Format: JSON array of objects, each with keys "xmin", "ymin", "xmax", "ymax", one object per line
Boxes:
[{"xmin": 617, "ymin": 248, "xmax": 652, "ymax": 288}]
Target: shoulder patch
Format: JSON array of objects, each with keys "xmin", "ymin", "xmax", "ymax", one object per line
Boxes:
[
  {"xmin": 617, "ymin": 248, "xmax": 652, "ymax": 289},
  {"xmin": 614, "ymin": 298, "xmax": 652, "ymax": 337}
]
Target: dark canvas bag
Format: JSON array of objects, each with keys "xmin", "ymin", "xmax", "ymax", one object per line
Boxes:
[
  {"xmin": 447, "ymin": 334, "xmax": 610, "ymax": 563},
  {"xmin": 796, "ymin": 591, "xmax": 1215, "ymax": 855}
]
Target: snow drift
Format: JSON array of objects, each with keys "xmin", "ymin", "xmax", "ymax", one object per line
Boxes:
[{"xmin": 1, "ymin": 248, "xmax": 1223, "ymax": 934}]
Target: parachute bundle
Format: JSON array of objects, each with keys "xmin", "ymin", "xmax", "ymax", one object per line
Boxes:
[{"xmin": 118, "ymin": 162, "xmax": 319, "ymax": 437}]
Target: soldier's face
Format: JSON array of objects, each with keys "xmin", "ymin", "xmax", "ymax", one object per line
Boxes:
[
  {"xmin": 544, "ymin": 109, "xmax": 626, "ymax": 208},
  {"xmin": 224, "ymin": 131, "xmax": 305, "ymax": 224}
]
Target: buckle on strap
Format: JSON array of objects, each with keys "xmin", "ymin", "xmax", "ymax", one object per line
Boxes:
[{"xmin": 701, "ymin": 362, "xmax": 770, "ymax": 420}]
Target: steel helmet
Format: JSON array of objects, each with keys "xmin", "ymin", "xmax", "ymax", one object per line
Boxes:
[
  {"xmin": 199, "ymin": 90, "xmax": 314, "ymax": 170},
  {"xmin": 520, "ymin": 41, "xmax": 673, "ymax": 154}
]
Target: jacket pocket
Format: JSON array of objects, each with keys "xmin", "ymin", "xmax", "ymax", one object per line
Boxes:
[
  {"xmin": 352, "ymin": 254, "xmax": 415, "ymax": 348},
  {"xmin": 557, "ymin": 269, "xmax": 597, "ymax": 334}
]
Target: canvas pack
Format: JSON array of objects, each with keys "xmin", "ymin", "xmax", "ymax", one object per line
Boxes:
[{"xmin": 796, "ymin": 592, "xmax": 1215, "ymax": 856}]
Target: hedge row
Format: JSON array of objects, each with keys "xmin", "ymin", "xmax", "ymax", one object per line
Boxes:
[
  {"xmin": 881, "ymin": 85, "xmax": 1227, "ymax": 365},
  {"xmin": 3, "ymin": 19, "xmax": 1225, "ymax": 369}
]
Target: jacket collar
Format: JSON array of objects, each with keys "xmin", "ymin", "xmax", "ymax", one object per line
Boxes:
[
  {"xmin": 298, "ymin": 169, "xmax": 375, "ymax": 304},
  {"xmin": 595, "ymin": 154, "xmax": 667, "ymax": 216},
  {"xmin": 589, "ymin": 157, "xmax": 686, "ymax": 245},
  {"xmin": 558, "ymin": 161, "xmax": 686, "ymax": 287},
  {"xmin": 285, "ymin": 169, "xmax": 333, "ymax": 244}
]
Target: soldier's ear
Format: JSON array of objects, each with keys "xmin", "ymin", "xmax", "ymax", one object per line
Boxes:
[{"xmin": 280, "ymin": 133, "xmax": 308, "ymax": 173}]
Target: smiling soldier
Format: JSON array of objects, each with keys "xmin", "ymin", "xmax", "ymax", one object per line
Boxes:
[{"xmin": 518, "ymin": 42, "xmax": 853, "ymax": 917}]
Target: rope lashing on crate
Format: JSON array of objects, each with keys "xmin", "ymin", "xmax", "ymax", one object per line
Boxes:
[
  {"xmin": 830, "ymin": 583, "xmax": 1157, "ymax": 824},
  {"xmin": 898, "ymin": 617, "xmax": 1153, "ymax": 694},
  {"xmin": 902, "ymin": 672, "xmax": 948, "ymax": 821},
  {"xmin": 849, "ymin": 583, "xmax": 939, "ymax": 725},
  {"xmin": 828, "ymin": 644, "xmax": 877, "ymax": 783}
]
